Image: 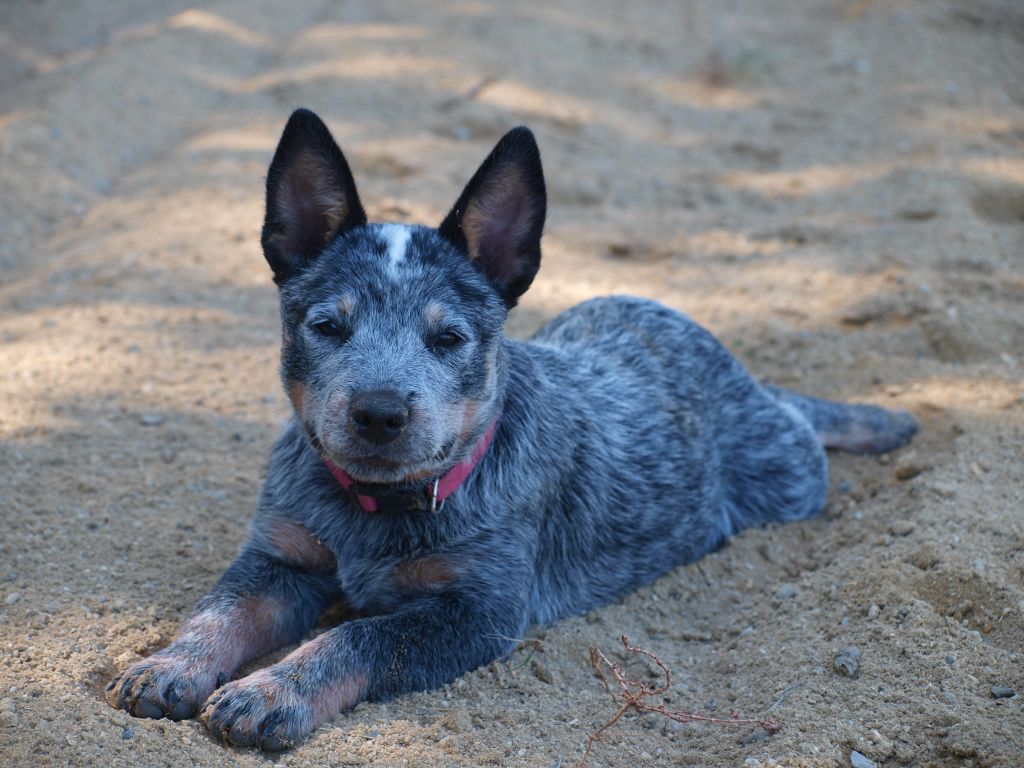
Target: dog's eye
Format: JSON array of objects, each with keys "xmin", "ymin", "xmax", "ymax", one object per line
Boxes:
[
  {"xmin": 429, "ymin": 330, "xmax": 463, "ymax": 352},
  {"xmin": 312, "ymin": 319, "xmax": 344, "ymax": 337}
]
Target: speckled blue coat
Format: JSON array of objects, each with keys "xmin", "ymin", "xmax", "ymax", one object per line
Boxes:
[{"xmin": 107, "ymin": 110, "xmax": 917, "ymax": 751}]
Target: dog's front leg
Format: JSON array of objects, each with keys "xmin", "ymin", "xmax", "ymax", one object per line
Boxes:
[
  {"xmin": 106, "ymin": 537, "xmax": 341, "ymax": 722},
  {"xmin": 200, "ymin": 592, "xmax": 524, "ymax": 750}
]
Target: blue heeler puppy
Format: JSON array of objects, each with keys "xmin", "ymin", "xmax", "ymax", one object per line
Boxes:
[{"xmin": 106, "ymin": 109, "xmax": 918, "ymax": 750}]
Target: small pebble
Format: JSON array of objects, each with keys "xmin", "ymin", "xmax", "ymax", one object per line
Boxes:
[
  {"xmin": 867, "ymin": 604, "xmax": 880, "ymax": 620},
  {"xmin": 122, "ymin": 727, "xmax": 134, "ymax": 740},
  {"xmin": 889, "ymin": 520, "xmax": 916, "ymax": 537},
  {"xmin": 898, "ymin": 206, "xmax": 938, "ymax": 222},
  {"xmin": 850, "ymin": 750, "xmax": 877, "ymax": 768},
  {"xmin": 639, "ymin": 751, "xmax": 653, "ymax": 760},
  {"xmin": 894, "ymin": 461, "xmax": 927, "ymax": 481},
  {"xmin": 945, "ymin": 654, "xmax": 956, "ymax": 665},
  {"xmin": 991, "ymin": 685, "xmax": 1016, "ymax": 699},
  {"xmin": 739, "ymin": 729, "xmax": 774, "ymax": 745},
  {"xmin": 834, "ymin": 646, "xmax": 862, "ymax": 678},
  {"xmin": 139, "ymin": 413, "xmax": 165, "ymax": 426},
  {"xmin": 4, "ymin": 592, "xmax": 20, "ymax": 606},
  {"xmin": 774, "ymin": 583, "xmax": 797, "ymax": 600}
]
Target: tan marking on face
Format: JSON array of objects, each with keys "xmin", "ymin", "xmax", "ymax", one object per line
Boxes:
[
  {"xmin": 425, "ymin": 301, "xmax": 445, "ymax": 326},
  {"xmin": 457, "ymin": 399, "xmax": 482, "ymax": 443},
  {"xmin": 336, "ymin": 293, "xmax": 355, "ymax": 316},
  {"xmin": 266, "ymin": 518, "xmax": 337, "ymax": 573},
  {"xmin": 456, "ymin": 348, "xmax": 496, "ymax": 442},
  {"xmin": 287, "ymin": 380, "xmax": 306, "ymax": 419},
  {"xmin": 391, "ymin": 554, "xmax": 456, "ymax": 592}
]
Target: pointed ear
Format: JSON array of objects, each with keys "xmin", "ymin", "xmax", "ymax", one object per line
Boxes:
[
  {"xmin": 438, "ymin": 127, "xmax": 546, "ymax": 307},
  {"xmin": 261, "ymin": 109, "xmax": 367, "ymax": 285}
]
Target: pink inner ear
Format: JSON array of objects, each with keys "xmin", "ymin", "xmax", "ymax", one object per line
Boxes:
[{"xmin": 462, "ymin": 165, "xmax": 534, "ymax": 283}]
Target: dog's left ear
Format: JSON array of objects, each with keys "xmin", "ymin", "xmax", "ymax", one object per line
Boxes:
[{"xmin": 438, "ymin": 127, "xmax": 546, "ymax": 307}]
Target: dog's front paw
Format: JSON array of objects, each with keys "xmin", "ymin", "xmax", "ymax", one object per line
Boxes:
[
  {"xmin": 200, "ymin": 668, "xmax": 314, "ymax": 751},
  {"xmin": 106, "ymin": 648, "xmax": 222, "ymax": 721}
]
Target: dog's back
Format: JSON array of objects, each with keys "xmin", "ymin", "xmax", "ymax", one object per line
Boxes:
[{"xmin": 467, "ymin": 295, "xmax": 827, "ymax": 624}]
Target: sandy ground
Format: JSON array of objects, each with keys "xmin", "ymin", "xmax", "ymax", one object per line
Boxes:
[{"xmin": 2, "ymin": 1, "xmax": 1024, "ymax": 766}]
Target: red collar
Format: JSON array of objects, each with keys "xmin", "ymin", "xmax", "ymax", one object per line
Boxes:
[{"xmin": 322, "ymin": 417, "xmax": 499, "ymax": 513}]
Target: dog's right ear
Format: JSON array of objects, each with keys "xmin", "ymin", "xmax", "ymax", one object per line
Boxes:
[{"xmin": 261, "ymin": 109, "xmax": 367, "ymax": 285}]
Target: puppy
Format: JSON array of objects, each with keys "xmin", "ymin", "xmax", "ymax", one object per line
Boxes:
[{"xmin": 107, "ymin": 109, "xmax": 918, "ymax": 750}]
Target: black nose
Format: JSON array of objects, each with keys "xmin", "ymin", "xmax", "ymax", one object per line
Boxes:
[{"xmin": 350, "ymin": 390, "xmax": 409, "ymax": 445}]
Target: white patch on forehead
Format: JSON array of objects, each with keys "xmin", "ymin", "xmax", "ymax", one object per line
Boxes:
[{"xmin": 380, "ymin": 224, "xmax": 412, "ymax": 275}]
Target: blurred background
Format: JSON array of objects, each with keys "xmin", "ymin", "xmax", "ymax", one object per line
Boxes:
[{"xmin": 1, "ymin": 1, "xmax": 1023, "ymax": 766}]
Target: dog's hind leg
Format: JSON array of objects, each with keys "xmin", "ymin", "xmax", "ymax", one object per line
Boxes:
[
  {"xmin": 763, "ymin": 385, "xmax": 918, "ymax": 455},
  {"xmin": 718, "ymin": 386, "xmax": 830, "ymax": 530}
]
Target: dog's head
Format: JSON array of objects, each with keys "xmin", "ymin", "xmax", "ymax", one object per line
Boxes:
[{"xmin": 261, "ymin": 109, "xmax": 546, "ymax": 484}]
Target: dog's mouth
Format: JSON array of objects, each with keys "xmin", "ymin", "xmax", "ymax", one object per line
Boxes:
[
  {"xmin": 348, "ymin": 454, "xmax": 404, "ymax": 470},
  {"xmin": 321, "ymin": 436, "xmax": 458, "ymax": 485}
]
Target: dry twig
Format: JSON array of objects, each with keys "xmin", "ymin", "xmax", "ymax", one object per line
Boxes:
[{"xmin": 578, "ymin": 635, "xmax": 782, "ymax": 766}]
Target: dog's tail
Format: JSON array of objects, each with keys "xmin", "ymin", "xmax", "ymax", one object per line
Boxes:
[{"xmin": 764, "ymin": 385, "xmax": 919, "ymax": 455}]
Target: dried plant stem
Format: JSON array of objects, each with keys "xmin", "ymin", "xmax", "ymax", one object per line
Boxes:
[{"xmin": 578, "ymin": 635, "xmax": 782, "ymax": 766}]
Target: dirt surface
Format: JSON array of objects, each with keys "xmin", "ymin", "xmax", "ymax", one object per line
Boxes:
[{"xmin": 2, "ymin": 1, "xmax": 1024, "ymax": 766}]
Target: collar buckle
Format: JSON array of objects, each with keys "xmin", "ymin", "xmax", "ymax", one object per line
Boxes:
[{"xmin": 428, "ymin": 478, "xmax": 445, "ymax": 515}]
